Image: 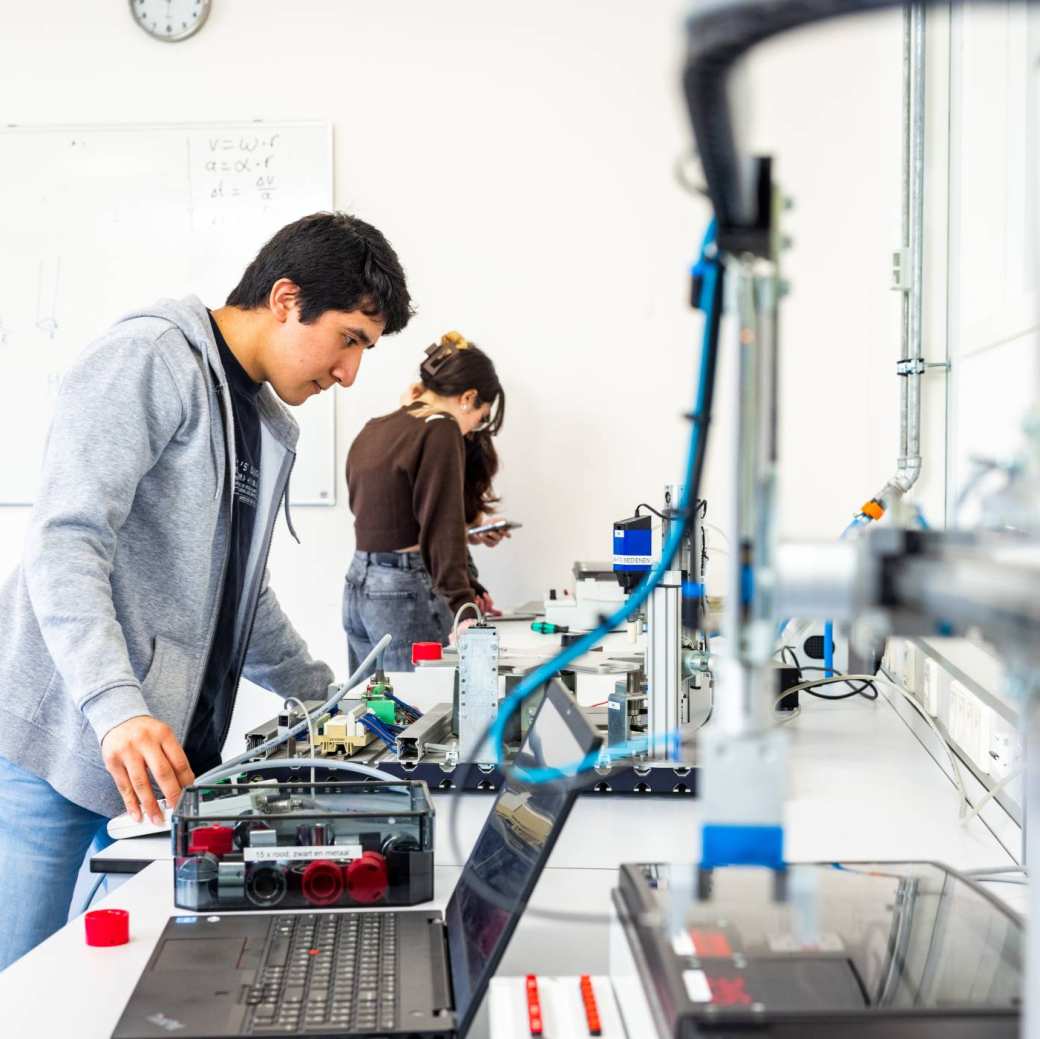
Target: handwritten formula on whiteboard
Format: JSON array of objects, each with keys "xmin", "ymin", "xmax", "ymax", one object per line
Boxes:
[{"xmin": 192, "ymin": 131, "xmax": 287, "ymax": 228}]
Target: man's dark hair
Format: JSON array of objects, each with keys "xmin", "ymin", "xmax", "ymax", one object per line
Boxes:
[{"xmin": 226, "ymin": 212, "xmax": 413, "ymax": 334}]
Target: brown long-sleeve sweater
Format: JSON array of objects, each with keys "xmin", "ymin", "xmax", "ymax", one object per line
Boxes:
[{"xmin": 346, "ymin": 403, "xmax": 476, "ymax": 614}]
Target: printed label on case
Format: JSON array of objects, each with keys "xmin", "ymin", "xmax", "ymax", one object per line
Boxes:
[
  {"xmin": 682, "ymin": 969, "xmax": 712, "ymax": 1003},
  {"xmin": 243, "ymin": 844, "xmax": 362, "ymax": 863}
]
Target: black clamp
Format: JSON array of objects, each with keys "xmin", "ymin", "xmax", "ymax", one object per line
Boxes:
[{"xmin": 896, "ymin": 358, "xmax": 927, "ymax": 377}]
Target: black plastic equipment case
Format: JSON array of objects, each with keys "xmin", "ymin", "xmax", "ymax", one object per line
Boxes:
[
  {"xmin": 613, "ymin": 860, "xmax": 1023, "ymax": 1038},
  {"xmin": 172, "ymin": 779, "xmax": 434, "ymax": 912}
]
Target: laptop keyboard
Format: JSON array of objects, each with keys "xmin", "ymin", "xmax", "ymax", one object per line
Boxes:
[{"xmin": 246, "ymin": 912, "xmax": 399, "ymax": 1034}]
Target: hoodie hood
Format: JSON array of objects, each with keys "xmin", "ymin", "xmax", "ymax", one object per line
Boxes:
[
  {"xmin": 114, "ymin": 294, "xmax": 300, "ymax": 451},
  {"xmin": 0, "ymin": 294, "xmax": 330, "ymax": 817}
]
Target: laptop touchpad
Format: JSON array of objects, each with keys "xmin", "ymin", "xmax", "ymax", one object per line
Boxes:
[{"xmin": 154, "ymin": 938, "xmax": 245, "ymax": 970}]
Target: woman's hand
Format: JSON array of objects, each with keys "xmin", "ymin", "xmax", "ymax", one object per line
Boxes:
[
  {"xmin": 449, "ymin": 617, "xmax": 477, "ymax": 645},
  {"xmin": 475, "ymin": 591, "xmax": 502, "ymax": 618},
  {"xmin": 468, "ymin": 514, "xmax": 512, "ymax": 547}
]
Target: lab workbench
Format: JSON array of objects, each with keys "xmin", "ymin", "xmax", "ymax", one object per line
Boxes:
[{"xmin": 0, "ymin": 655, "xmax": 1024, "ymax": 1038}]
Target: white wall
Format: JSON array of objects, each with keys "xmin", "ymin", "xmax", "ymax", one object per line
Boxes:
[
  {"xmin": 945, "ymin": 1, "xmax": 1040, "ymax": 507},
  {"xmin": 904, "ymin": 0, "xmax": 1040, "ymax": 831},
  {"xmin": 0, "ymin": 1, "xmax": 906, "ymax": 683}
]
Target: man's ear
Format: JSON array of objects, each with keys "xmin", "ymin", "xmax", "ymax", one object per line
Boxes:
[{"xmin": 268, "ymin": 278, "xmax": 301, "ymax": 323}]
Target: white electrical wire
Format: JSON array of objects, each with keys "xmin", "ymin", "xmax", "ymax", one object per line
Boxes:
[
  {"xmin": 774, "ymin": 706, "xmax": 801, "ymax": 726},
  {"xmin": 957, "ymin": 766, "xmax": 1024, "ymax": 828},
  {"xmin": 199, "ymin": 757, "xmax": 399, "ymax": 787},
  {"xmin": 452, "ymin": 601, "xmax": 484, "ymax": 644},
  {"xmin": 963, "ymin": 865, "xmax": 1027, "ymax": 877},
  {"xmin": 195, "ymin": 633, "xmax": 392, "ymax": 785},
  {"xmin": 282, "ymin": 696, "xmax": 317, "ymax": 787},
  {"xmin": 871, "ymin": 672, "xmax": 971, "ymax": 822},
  {"xmin": 773, "ymin": 671, "xmax": 971, "ymax": 819}
]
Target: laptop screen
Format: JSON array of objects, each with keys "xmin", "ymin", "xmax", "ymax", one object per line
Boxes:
[{"xmin": 444, "ymin": 682, "xmax": 601, "ymax": 1035}]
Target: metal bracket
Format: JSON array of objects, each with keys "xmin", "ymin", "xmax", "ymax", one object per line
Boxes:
[
  {"xmin": 896, "ymin": 358, "xmax": 949, "ymax": 376},
  {"xmin": 890, "ymin": 247, "xmax": 911, "ymax": 292},
  {"xmin": 896, "ymin": 358, "xmax": 927, "ymax": 377},
  {"xmin": 456, "ymin": 625, "xmax": 500, "ymax": 763}
]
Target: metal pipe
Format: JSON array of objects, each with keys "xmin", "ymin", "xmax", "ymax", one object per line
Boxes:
[
  {"xmin": 718, "ymin": 251, "xmax": 783, "ymax": 732},
  {"xmin": 904, "ymin": 1, "xmax": 926, "ymax": 485},
  {"xmin": 646, "ymin": 573, "xmax": 684, "ymax": 758},
  {"xmin": 701, "ymin": 248, "xmax": 788, "ymax": 867},
  {"xmin": 683, "ymin": 0, "xmax": 931, "ymax": 509},
  {"xmin": 872, "ymin": 3, "xmax": 927, "ymax": 506}
]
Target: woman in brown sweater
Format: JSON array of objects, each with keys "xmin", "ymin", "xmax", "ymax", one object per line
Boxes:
[{"xmin": 344, "ymin": 333, "xmax": 506, "ymax": 673}]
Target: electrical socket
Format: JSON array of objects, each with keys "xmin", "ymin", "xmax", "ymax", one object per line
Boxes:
[
  {"xmin": 988, "ymin": 730, "xmax": 1017, "ymax": 781},
  {"xmin": 900, "ymin": 644, "xmax": 920, "ymax": 696},
  {"xmin": 949, "ymin": 680, "xmax": 992, "ymax": 775},
  {"xmin": 885, "ymin": 639, "xmax": 904, "ymax": 679},
  {"xmin": 922, "ymin": 658, "xmax": 941, "ymax": 716}
]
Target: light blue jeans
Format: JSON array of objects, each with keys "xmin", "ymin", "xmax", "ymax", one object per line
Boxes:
[
  {"xmin": 0, "ymin": 755, "xmax": 113, "ymax": 971},
  {"xmin": 344, "ymin": 551, "xmax": 453, "ymax": 676}
]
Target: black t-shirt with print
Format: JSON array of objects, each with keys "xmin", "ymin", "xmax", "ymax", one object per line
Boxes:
[{"xmin": 182, "ymin": 313, "xmax": 262, "ymax": 774}]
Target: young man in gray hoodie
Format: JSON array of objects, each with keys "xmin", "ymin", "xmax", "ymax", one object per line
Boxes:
[{"xmin": 0, "ymin": 212, "xmax": 412, "ymax": 970}]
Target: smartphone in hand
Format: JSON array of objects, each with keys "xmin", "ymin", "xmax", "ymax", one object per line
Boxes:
[{"xmin": 467, "ymin": 519, "xmax": 523, "ymax": 536}]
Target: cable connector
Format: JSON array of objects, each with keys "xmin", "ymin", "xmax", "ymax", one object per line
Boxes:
[{"xmin": 860, "ymin": 499, "xmax": 885, "ymax": 521}]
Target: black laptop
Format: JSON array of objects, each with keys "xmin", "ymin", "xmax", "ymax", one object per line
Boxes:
[{"xmin": 112, "ymin": 681, "xmax": 599, "ymax": 1039}]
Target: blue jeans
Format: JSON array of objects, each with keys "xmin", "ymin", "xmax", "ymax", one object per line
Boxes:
[
  {"xmin": 344, "ymin": 551, "xmax": 452, "ymax": 676},
  {"xmin": 0, "ymin": 755, "xmax": 113, "ymax": 971}
]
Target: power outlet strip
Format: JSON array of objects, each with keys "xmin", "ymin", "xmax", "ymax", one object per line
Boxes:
[
  {"xmin": 989, "ymin": 731, "xmax": 1014, "ymax": 780},
  {"xmin": 900, "ymin": 645, "xmax": 920, "ymax": 698},
  {"xmin": 883, "ymin": 639, "xmax": 904, "ymax": 680},
  {"xmin": 921, "ymin": 658, "xmax": 941, "ymax": 716},
  {"xmin": 948, "ymin": 680, "xmax": 992, "ymax": 775}
]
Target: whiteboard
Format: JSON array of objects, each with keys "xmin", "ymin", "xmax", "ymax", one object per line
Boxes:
[{"xmin": 0, "ymin": 122, "xmax": 337, "ymax": 507}]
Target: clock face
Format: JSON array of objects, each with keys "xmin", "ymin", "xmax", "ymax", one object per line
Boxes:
[{"xmin": 129, "ymin": 0, "xmax": 211, "ymax": 42}]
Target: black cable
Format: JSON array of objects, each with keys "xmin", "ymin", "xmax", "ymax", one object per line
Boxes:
[
  {"xmin": 798, "ymin": 666, "xmax": 878, "ymax": 701},
  {"xmin": 777, "ymin": 646, "xmax": 878, "ymax": 700},
  {"xmin": 634, "ymin": 502, "xmax": 666, "ymax": 519},
  {"xmin": 780, "ymin": 645, "xmax": 801, "ymax": 673},
  {"xmin": 635, "ymin": 498, "xmax": 707, "ymax": 522}
]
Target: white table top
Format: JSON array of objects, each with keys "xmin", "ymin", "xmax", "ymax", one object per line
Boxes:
[
  {"xmin": 4, "ymin": 683, "xmax": 1023, "ymax": 1038},
  {"xmin": 96, "ymin": 687, "xmax": 1020, "ymax": 872}
]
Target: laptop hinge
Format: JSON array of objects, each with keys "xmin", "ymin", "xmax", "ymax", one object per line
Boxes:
[{"xmin": 428, "ymin": 917, "xmax": 455, "ymax": 1015}]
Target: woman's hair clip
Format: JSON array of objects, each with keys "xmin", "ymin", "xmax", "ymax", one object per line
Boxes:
[{"xmin": 421, "ymin": 330, "xmax": 470, "ymax": 378}]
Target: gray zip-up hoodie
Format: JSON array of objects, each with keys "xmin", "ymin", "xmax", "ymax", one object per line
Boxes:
[{"xmin": 0, "ymin": 295, "xmax": 334, "ymax": 817}]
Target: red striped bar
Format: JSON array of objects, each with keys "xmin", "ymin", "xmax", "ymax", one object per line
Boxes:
[
  {"xmin": 579, "ymin": 975, "xmax": 602, "ymax": 1036},
  {"xmin": 525, "ymin": 974, "xmax": 543, "ymax": 1036}
]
